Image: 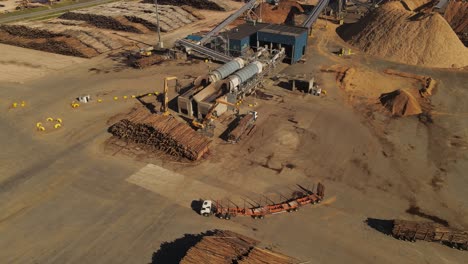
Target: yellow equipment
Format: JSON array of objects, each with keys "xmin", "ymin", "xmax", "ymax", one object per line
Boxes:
[
  {"xmin": 192, "ymin": 98, "xmax": 241, "ymax": 129},
  {"xmin": 191, "ymin": 102, "xmax": 219, "ymax": 129},
  {"xmin": 161, "ymin": 76, "xmax": 177, "ymax": 115}
]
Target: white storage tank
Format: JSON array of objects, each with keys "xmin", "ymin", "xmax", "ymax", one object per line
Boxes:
[{"xmin": 209, "ymin": 58, "xmax": 245, "ymax": 83}]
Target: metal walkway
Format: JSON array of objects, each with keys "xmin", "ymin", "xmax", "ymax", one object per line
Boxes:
[
  {"xmin": 302, "ymin": 0, "xmax": 330, "ymax": 28},
  {"xmin": 199, "ymin": 0, "xmax": 258, "ymax": 45},
  {"xmin": 176, "ymin": 39, "xmax": 232, "ymax": 63}
]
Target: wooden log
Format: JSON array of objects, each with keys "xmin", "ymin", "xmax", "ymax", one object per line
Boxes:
[{"xmin": 109, "ymin": 107, "xmax": 211, "ymax": 160}]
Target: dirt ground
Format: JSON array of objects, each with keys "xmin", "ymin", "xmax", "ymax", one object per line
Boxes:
[
  {"xmin": 0, "ymin": 6, "xmax": 467, "ymax": 264},
  {"xmin": 0, "ymin": 43, "xmax": 85, "ymax": 83},
  {"xmin": 0, "ymin": 0, "xmax": 17, "ymax": 13}
]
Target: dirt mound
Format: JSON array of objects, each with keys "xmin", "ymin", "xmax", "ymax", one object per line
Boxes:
[
  {"xmin": 444, "ymin": 0, "xmax": 468, "ymax": 45},
  {"xmin": 142, "ymin": 0, "xmax": 229, "ymax": 11},
  {"xmin": 339, "ymin": 2, "xmax": 468, "ymax": 68},
  {"xmin": 379, "ymin": 89, "xmax": 422, "ymax": 117},
  {"xmin": 256, "ymin": 0, "xmax": 304, "ymax": 25}
]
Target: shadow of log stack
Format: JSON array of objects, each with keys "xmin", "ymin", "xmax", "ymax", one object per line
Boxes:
[
  {"xmin": 108, "ymin": 107, "xmax": 211, "ymax": 161},
  {"xmin": 152, "ymin": 230, "xmax": 299, "ymax": 264}
]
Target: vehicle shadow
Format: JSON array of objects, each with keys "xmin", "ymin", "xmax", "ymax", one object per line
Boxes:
[{"xmin": 190, "ymin": 199, "xmax": 203, "ymax": 215}]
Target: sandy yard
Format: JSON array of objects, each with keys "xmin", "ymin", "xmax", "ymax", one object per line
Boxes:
[
  {"xmin": 0, "ymin": 0, "xmax": 18, "ymax": 13},
  {"xmin": 0, "ymin": 1, "xmax": 467, "ymax": 264}
]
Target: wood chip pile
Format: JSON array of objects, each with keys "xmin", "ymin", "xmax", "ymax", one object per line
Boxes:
[
  {"xmin": 340, "ymin": 2, "xmax": 468, "ymax": 68},
  {"xmin": 443, "ymin": 0, "xmax": 468, "ymax": 45},
  {"xmin": 180, "ymin": 230, "xmax": 298, "ymax": 264},
  {"xmin": 109, "ymin": 107, "xmax": 211, "ymax": 161}
]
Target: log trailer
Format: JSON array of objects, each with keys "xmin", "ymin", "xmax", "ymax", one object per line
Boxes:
[
  {"xmin": 392, "ymin": 220, "xmax": 468, "ymax": 250},
  {"xmin": 200, "ymin": 183, "xmax": 325, "ymax": 219},
  {"xmin": 227, "ymin": 111, "xmax": 258, "ymax": 143}
]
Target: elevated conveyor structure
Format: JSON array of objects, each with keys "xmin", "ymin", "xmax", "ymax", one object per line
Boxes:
[
  {"xmin": 176, "ymin": 39, "xmax": 232, "ymax": 63},
  {"xmin": 199, "ymin": 0, "xmax": 258, "ymax": 45},
  {"xmin": 302, "ymin": 0, "xmax": 330, "ymax": 28}
]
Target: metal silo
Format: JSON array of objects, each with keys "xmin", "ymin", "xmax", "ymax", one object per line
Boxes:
[{"xmin": 209, "ymin": 58, "xmax": 245, "ymax": 83}]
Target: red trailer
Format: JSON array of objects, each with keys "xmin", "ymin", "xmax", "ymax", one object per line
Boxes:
[{"xmin": 200, "ymin": 183, "xmax": 325, "ymax": 219}]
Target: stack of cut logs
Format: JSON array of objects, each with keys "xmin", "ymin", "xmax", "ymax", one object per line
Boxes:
[
  {"xmin": 109, "ymin": 107, "xmax": 211, "ymax": 160},
  {"xmin": 180, "ymin": 230, "xmax": 298, "ymax": 264},
  {"xmin": 228, "ymin": 113, "xmax": 254, "ymax": 143},
  {"xmin": 392, "ymin": 220, "xmax": 467, "ymax": 250},
  {"xmin": 132, "ymin": 54, "xmax": 168, "ymax": 69}
]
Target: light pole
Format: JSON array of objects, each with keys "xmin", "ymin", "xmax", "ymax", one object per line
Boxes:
[{"xmin": 154, "ymin": 0, "xmax": 163, "ymax": 48}]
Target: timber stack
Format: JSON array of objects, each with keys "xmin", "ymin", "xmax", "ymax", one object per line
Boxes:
[
  {"xmin": 180, "ymin": 230, "xmax": 298, "ymax": 264},
  {"xmin": 227, "ymin": 113, "xmax": 256, "ymax": 143},
  {"xmin": 392, "ymin": 219, "xmax": 468, "ymax": 250},
  {"xmin": 109, "ymin": 107, "xmax": 211, "ymax": 161}
]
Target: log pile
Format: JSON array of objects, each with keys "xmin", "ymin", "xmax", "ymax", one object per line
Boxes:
[
  {"xmin": 131, "ymin": 54, "xmax": 169, "ymax": 69},
  {"xmin": 60, "ymin": 12, "xmax": 142, "ymax": 33},
  {"xmin": 142, "ymin": 0, "xmax": 229, "ymax": 11},
  {"xmin": 0, "ymin": 25, "xmax": 99, "ymax": 58},
  {"xmin": 109, "ymin": 107, "xmax": 211, "ymax": 161},
  {"xmin": 180, "ymin": 230, "xmax": 298, "ymax": 264},
  {"xmin": 392, "ymin": 220, "xmax": 468, "ymax": 250},
  {"xmin": 227, "ymin": 113, "xmax": 255, "ymax": 143}
]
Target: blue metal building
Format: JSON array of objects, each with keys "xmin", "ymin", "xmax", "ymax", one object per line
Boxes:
[
  {"xmin": 224, "ymin": 22, "xmax": 269, "ymax": 57},
  {"xmin": 257, "ymin": 24, "xmax": 308, "ymax": 64}
]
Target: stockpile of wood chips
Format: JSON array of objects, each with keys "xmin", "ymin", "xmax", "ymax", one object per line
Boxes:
[
  {"xmin": 444, "ymin": 0, "xmax": 468, "ymax": 45},
  {"xmin": 109, "ymin": 107, "xmax": 211, "ymax": 161},
  {"xmin": 180, "ymin": 230, "xmax": 298, "ymax": 264},
  {"xmin": 341, "ymin": 2, "xmax": 468, "ymax": 68}
]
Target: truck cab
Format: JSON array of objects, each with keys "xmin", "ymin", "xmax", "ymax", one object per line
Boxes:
[{"xmin": 200, "ymin": 200, "xmax": 213, "ymax": 216}]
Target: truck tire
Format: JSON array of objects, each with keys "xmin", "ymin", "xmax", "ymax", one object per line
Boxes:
[
  {"xmin": 225, "ymin": 214, "xmax": 231, "ymax": 220},
  {"xmin": 202, "ymin": 213, "xmax": 210, "ymax": 217}
]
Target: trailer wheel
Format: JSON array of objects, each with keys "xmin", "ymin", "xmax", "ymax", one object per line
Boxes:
[
  {"xmin": 293, "ymin": 208, "xmax": 299, "ymax": 212},
  {"xmin": 287, "ymin": 210, "xmax": 291, "ymax": 213},
  {"xmin": 225, "ymin": 214, "xmax": 231, "ymax": 220},
  {"xmin": 259, "ymin": 215, "xmax": 264, "ymax": 219},
  {"xmin": 252, "ymin": 216, "xmax": 257, "ymax": 219}
]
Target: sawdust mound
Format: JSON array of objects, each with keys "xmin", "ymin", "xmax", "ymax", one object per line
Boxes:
[
  {"xmin": 256, "ymin": 0, "xmax": 304, "ymax": 25},
  {"xmin": 142, "ymin": 0, "xmax": 229, "ymax": 11},
  {"xmin": 379, "ymin": 89, "xmax": 422, "ymax": 117},
  {"xmin": 339, "ymin": 2, "xmax": 468, "ymax": 68},
  {"xmin": 444, "ymin": 0, "xmax": 468, "ymax": 45}
]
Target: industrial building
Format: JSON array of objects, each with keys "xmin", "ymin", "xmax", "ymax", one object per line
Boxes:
[
  {"xmin": 222, "ymin": 22, "xmax": 308, "ymax": 64},
  {"xmin": 257, "ymin": 24, "xmax": 308, "ymax": 64}
]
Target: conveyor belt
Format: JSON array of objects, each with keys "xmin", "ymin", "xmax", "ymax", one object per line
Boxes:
[
  {"xmin": 176, "ymin": 39, "xmax": 232, "ymax": 63},
  {"xmin": 302, "ymin": 0, "xmax": 330, "ymax": 28},
  {"xmin": 199, "ymin": 0, "xmax": 258, "ymax": 44}
]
